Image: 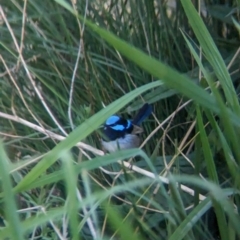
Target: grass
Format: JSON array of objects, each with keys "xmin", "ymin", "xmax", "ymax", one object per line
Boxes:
[{"xmin": 0, "ymin": 0, "xmax": 240, "ymax": 239}]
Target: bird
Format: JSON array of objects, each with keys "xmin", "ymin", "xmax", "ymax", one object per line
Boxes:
[{"xmin": 101, "ymin": 103, "xmax": 152, "ymax": 152}]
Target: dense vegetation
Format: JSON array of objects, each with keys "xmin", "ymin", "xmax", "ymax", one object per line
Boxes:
[{"xmin": 0, "ymin": 0, "xmax": 240, "ymax": 239}]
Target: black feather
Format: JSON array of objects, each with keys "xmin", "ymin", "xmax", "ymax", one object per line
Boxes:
[{"xmin": 132, "ymin": 103, "xmax": 152, "ymax": 125}]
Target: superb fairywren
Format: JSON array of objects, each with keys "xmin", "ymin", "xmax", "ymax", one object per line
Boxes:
[{"xmin": 101, "ymin": 103, "xmax": 152, "ymax": 152}]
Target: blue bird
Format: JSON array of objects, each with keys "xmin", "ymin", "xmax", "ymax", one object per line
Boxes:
[{"xmin": 101, "ymin": 103, "xmax": 152, "ymax": 152}]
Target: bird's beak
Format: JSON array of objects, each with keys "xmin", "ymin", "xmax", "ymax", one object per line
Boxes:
[{"xmin": 132, "ymin": 125, "xmax": 143, "ymax": 134}]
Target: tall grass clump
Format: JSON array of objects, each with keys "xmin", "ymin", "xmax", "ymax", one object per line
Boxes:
[{"xmin": 0, "ymin": 0, "xmax": 240, "ymax": 239}]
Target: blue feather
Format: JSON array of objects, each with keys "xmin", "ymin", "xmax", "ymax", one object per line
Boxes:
[
  {"xmin": 106, "ymin": 115, "xmax": 120, "ymax": 125},
  {"xmin": 111, "ymin": 124, "xmax": 125, "ymax": 130},
  {"xmin": 131, "ymin": 103, "xmax": 152, "ymax": 125},
  {"xmin": 126, "ymin": 120, "xmax": 132, "ymax": 129}
]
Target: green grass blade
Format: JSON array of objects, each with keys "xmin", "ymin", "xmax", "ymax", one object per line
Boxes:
[
  {"xmin": 196, "ymin": 106, "xmax": 219, "ymax": 183},
  {"xmin": 61, "ymin": 151, "xmax": 79, "ymax": 240},
  {"xmin": 0, "ymin": 142, "xmax": 24, "ymax": 240},
  {"xmin": 180, "ymin": 0, "xmax": 239, "ymax": 113},
  {"xmin": 205, "ymin": 111, "xmax": 240, "ymax": 184},
  {"xmin": 197, "ymin": 106, "xmax": 228, "ymax": 239},
  {"xmin": 6, "ymin": 149, "xmax": 147, "ymax": 194},
  {"xmin": 103, "ymin": 202, "xmax": 145, "ymax": 240},
  {"xmin": 169, "ymin": 197, "xmax": 212, "ymax": 240}
]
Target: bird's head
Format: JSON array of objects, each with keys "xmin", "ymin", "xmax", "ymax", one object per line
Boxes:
[{"xmin": 102, "ymin": 115, "xmax": 143, "ymax": 141}]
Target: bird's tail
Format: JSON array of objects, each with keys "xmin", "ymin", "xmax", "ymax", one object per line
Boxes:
[{"xmin": 132, "ymin": 103, "xmax": 152, "ymax": 125}]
